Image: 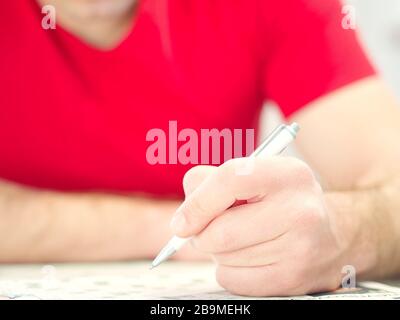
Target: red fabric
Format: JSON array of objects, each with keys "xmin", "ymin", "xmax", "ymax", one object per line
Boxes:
[{"xmin": 0, "ymin": 0, "xmax": 375, "ymax": 196}]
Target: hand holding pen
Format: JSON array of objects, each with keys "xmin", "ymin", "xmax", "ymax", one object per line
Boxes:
[
  {"xmin": 151, "ymin": 123, "xmax": 300, "ymax": 268},
  {"xmin": 152, "ymin": 123, "xmax": 345, "ymax": 296}
]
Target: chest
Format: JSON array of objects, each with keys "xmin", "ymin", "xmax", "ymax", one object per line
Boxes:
[{"xmin": 0, "ymin": 7, "xmax": 263, "ymax": 193}]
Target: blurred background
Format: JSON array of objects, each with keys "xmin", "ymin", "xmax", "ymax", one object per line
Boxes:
[
  {"xmin": 262, "ymin": 0, "xmax": 400, "ymax": 136},
  {"xmin": 348, "ymin": 0, "xmax": 400, "ymax": 97}
]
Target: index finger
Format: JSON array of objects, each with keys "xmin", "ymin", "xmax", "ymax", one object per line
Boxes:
[{"xmin": 170, "ymin": 156, "xmax": 299, "ymax": 237}]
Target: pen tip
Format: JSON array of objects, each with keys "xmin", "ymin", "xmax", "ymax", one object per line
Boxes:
[{"xmin": 149, "ymin": 261, "xmax": 157, "ymax": 270}]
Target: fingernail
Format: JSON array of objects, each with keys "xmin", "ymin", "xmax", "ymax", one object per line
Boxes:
[{"xmin": 170, "ymin": 210, "xmax": 187, "ymax": 233}]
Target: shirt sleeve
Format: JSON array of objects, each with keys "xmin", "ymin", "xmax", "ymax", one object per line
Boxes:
[{"xmin": 260, "ymin": 0, "xmax": 376, "ymax": 118}]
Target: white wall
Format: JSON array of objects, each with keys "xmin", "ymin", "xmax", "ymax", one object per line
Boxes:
[
  {"xmin": 347, "ymin": 0, "xmax": 400, "ymax": 98},
  {"xmin": 260, "ymin": 0, "xmax": 400, "ymax": 141}
]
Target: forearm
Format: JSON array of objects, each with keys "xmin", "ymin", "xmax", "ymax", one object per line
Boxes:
[
  {"xmin": 325, "ymin": 175, "xmax": 400, "ymax": 279},
  {"xmin": 290, "ymin": 77, "xmax": 400, "ymax": 280},
  {"xmin": 0, "ymin": 179, "xmax": 179, "ymax": 263}
]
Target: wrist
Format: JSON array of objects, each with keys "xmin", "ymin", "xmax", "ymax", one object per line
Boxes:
[
  {"xmin": 376, "ymin": 179, "xmax": 400, "ymax": 277},
  {"xmin": 324, "ymin": 190, "xmax": 380, "ymax": 278}
]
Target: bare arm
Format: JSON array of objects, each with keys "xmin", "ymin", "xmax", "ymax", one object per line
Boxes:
[
  {"xmin": 0, "ymin": 179, "xmax": 199, "ymax": 263},
  {"xmin": 291, "ymin": 76, "xmax": 400, "ymax": 278}
]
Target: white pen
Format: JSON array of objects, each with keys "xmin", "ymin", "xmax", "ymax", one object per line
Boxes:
[{"xmin": 150, "ymin": 122, "xmax": 300, "ymax": 269}]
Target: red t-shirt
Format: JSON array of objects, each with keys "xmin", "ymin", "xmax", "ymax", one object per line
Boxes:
[{"xmin": 0, "ymin": 0, "xmax": 374, "ymax": 197}]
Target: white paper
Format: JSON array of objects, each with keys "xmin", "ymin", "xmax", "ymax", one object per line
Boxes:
[{"xmin": 0, "ymin": 261, "xmax": 399, "ymax": 300}]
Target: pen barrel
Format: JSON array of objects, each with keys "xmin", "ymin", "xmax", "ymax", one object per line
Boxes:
[
  {"xmin": 252, "ymin": 125, "xmax": 296, "ymax": 158},
  {"xmin": 170, "ymin": 236, "xmax": 190, "ymax": 250}
]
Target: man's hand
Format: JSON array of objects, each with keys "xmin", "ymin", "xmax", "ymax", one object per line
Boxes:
[{"xmin": 170, "ymin": 157, "xmax": 370, "ymax": 296}]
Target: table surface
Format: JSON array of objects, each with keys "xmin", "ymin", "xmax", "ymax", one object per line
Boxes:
[{"xmin": 1, "ymin": 261, "xmax": 400, "ymax": 300}]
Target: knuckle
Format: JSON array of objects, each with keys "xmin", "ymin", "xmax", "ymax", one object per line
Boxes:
[
  {"xmin": 182, "ymin": 166, "xmax": 209, "ymax": 194},
  {"xmin": 220, "ymin": 158, "xmax": 251, "ymax": 178},
  {"xmin": 218, "ymin": 159, "xmax": 234, "ymax": 177},
  {"xmin": 286, "ymin": 158, "xmax": 315, "ymax": 185},
  {"xmin": 220, "ymin": 158, "xmax": 237, "ymax": 170},
  {"xmin": 221, "ymin": 158, "xmax": 265, "ymax": 198},
  {"xmin": 214, "ymin": 160, "xmax": 235, "ymax": 187},
  {"xmin": 296, "ymin": 199, "xmax": 323, "ymax": 227},
  {"xmin": 183, "ymin": 165, "xmax": 217, "ymax": 195},
  {"xmin": 182, "ymin": 167, "xmax": 198, "ymax": 191}
]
